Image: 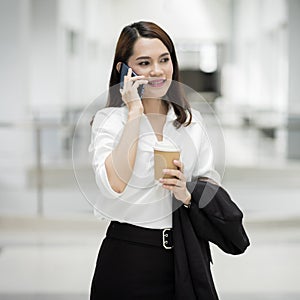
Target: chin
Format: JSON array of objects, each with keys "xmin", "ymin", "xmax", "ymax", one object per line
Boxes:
[{"xmin": 143, "ymin": 86, "xmax": 171, "ymax": 100}]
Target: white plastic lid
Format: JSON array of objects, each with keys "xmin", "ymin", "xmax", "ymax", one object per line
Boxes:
[{"xmin": 153, "ymin": 140, "xmax": 180, "ymax": 152}]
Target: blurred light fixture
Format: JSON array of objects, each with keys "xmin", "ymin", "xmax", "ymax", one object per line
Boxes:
[{"xmin": 199, "ymin": 44, "xmax": 218, "ymax": 73}]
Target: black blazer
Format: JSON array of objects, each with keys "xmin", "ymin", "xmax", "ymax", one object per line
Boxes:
[{"xmin": 172, "ymin": 180, "xmax": 250, "ymax": 300}]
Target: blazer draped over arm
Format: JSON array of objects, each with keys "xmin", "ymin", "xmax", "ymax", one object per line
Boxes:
[{"xmin": 172, "ymin": 180, "xmax": 250, "ymax": 300}]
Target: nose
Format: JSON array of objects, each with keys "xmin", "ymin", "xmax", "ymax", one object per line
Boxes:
[{"xmin": 149, "ymin": 63, "xmax": 163, "ymax": 77}]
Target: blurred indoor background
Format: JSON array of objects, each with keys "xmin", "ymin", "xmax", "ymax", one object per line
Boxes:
[{"xmin": 0, "ymin": 0, "xmax": 300, "ymax": 299}]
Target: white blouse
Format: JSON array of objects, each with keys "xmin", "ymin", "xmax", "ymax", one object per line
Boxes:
[{"xmin": 88, "ymin": 105, "xmax": 219, "ymax": 229}]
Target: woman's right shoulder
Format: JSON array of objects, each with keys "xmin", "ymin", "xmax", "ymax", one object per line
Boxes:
[{"xmin": 92, "ymin": 106, "xmax": 127, "ymax": 129}]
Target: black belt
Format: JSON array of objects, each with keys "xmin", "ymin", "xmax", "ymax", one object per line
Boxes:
[{"xmin": 107, "ymin": 221, "xmax": 174, "ymax": 250}]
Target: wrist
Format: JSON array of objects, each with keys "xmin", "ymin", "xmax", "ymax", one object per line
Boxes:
[
  {"xmin": 183, "ymin": 192, "xmax": 191, "ymax": 208},
  {"xmin": 128, "ymin": 107, "xmax": 143, "ymax": 119},
  {"xmin": 128, "ymin": 102, "xmax": 143, "ymax": 114}
]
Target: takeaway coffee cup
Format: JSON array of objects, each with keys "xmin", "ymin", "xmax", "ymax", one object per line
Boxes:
[{"xmin": 153, "ymin": 140, "xmax": 181, "ymax": 181}]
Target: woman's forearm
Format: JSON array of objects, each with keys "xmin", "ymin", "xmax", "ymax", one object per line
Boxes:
[{"xmin": 105, "ymin": 108, "xmax": 143, "ymax": 193}]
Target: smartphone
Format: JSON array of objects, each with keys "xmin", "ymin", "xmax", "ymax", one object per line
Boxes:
[{"xmin": 120, "ymin": 62, "xmax": 144, "ymax": 98}]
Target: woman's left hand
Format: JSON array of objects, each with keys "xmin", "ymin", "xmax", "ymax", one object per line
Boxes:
[{"xmin": 159, "ymin": 160, "xmax": 191, "ymax": 205}]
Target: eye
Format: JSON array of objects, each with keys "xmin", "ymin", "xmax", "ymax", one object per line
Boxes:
[
  {"xmin": 138, "ymin": 61, "xmax": 150, "ymax": 66},
  {"xmin": 161, "ymin": 57, "xmax": 170, "ymax": 63}
]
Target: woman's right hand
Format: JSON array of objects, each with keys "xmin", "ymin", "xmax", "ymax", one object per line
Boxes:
[{"xmin": 120, "ymin": 68, "xmax": 148, "ymax": 113}]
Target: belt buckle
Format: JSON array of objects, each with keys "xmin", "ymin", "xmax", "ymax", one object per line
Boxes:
[{"xmin": 162, "ymin": 228, "xmax": 173, "ymax": 250}]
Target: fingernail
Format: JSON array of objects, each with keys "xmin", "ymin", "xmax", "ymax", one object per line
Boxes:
[
  {"xmin": 174, "ymin": 160, "xmax": 178, "ymax": 163},
  {"xmin": 162, "ymin": 169, "xmax": 167, "ymax": 173}
]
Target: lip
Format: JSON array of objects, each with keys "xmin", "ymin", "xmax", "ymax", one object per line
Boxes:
[{"xmin": 148, "ymin": 79, "xmax": 166, "ymax": 88}]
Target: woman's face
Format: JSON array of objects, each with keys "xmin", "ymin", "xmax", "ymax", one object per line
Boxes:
[{"xmin": 127, "ymin": 37, "xmax": 173, "ymax": 99}]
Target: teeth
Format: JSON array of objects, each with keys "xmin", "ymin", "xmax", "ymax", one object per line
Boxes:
[{"xmin": 149, "ymin": 79, "xmax": 165, "ymax": 85}]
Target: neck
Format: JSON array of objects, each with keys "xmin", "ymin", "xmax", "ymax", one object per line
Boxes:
[{"xmin": 142, "ymin": 98, "xmax": 168, "ymax": 115}]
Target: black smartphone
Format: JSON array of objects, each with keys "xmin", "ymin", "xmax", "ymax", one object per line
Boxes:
[{"xmin": 120, "ymin": 62, "xmax": 144, "ymax": 98}]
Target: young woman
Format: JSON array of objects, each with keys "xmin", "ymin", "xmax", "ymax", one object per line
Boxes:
[{"xmin": 89, "ymin": 21, "xmax": 249, "ymax": 300}]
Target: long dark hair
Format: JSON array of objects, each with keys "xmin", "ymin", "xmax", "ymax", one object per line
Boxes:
[{"xmin": 98, "ymin": 21, "xmax": 192, "ymax": 128}]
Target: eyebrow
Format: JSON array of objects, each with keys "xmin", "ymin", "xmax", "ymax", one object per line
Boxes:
[{"xmin": 135, "ymin": 52, "xmax": 170, "ymax": 60}]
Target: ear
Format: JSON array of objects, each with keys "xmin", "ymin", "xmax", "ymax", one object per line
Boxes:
[{"xmin": 116, "ymin": 62, "xmax": 122, "ymax": 73}]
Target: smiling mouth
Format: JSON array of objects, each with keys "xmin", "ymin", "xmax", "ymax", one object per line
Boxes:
[{"xmin": 148, "ymin": 79, "xmax": 166, "ymax": 88}]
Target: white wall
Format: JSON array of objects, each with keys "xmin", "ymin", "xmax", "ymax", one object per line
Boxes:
[
  {"xmin": 29, "ymin": 0, "xmax": 115, "ymax": 112},
  {"xmin": 287, "ymin": 0, "xmax": 300, "ymax": 115},
  {"xmin": 57, "ymin": 0, "xmax": 115, "ymax": 107},
  {"xmin": 0, "ymin": 0, "xmax": 33, "ymax": 187},
  {"xmin": 0, "ymin": 0, "xmax": 31, "ymax": 122},
  {"xmin": 106, "ymin": 0, "xmax": 230, "ymax": 42},
  {"xmin": 30, "ymin": 0, "xmax": 61, "ymax": 114},
  {"xmin": 287, "ymin": 0, "xmax": 300, "ymax": 159},
  {"xmin": 223, "ymin": 0, "xmax": 288, "ymax": 114}
]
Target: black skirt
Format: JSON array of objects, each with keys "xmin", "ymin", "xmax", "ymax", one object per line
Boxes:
[{"xmin": 90, "ymin": 221, "xmax": 175, "ymax": 300}]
